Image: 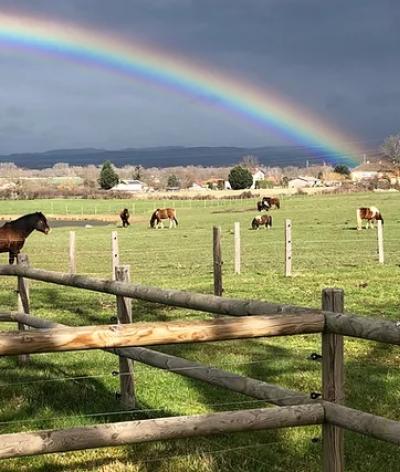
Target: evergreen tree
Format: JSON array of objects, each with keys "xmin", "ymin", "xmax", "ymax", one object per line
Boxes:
[
  {"xmin": 98, "ymin": 161, "xmax": 119, "ymax": 190},
  {"xmin": 333, "ymin": 165, "xmax": 350, "ymax": 176},
  {"xmin": 228, "ymin": 165, "xmax": 253, "ymax": 190},
  {"xmin": 167, "ymin": 174, "xmax": 180, "ymax": 188}
]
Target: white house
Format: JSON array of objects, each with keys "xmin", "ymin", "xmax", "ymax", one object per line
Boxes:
[
  {"xmin": 288, "ymin": 176, "xmax": 321, "ymax": 189},
  {"xmin": 251, "ymin": 169, "xmax": 265, "ymax": 189},
  {"xmin": 351, "ymin": 161, "xmax": 396, "ymax": 182},
  {"xmin": 111, "ymin": 179, "xmax": 148, "ymax": 192}
]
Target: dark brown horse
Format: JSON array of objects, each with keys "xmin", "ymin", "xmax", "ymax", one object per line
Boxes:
[
  {"xmin": 262, "ymin": 197, "xmax": 280, "ymax": 209},
  {"xmin": 0, "ymin": 212, "xmax": 50, "ymax": 264},
  {"xmin": 357, "ymin": 206, "xmax": 384, "ymax": 230},
  {"xmin": 120, "ymin": 208, "xmax": 130, "ymax": 228},
  {"xmin": 252, "ymin": 214, "xmax": 272, "ymax": 230},
  {"xmin": 149, "ymin": 208, "xmax": 178, "ymax": 229}
]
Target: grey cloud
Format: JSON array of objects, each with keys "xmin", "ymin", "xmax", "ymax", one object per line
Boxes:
[{"xmin": 0, "ymin": 0, "xmax": 398, "ymax": 153}]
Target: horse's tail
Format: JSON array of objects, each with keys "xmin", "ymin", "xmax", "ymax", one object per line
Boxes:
[
  {"xmin": 174, "ymin": 216, "xmax": 178, "ymax": 226},
  {"xmin": 150, "ymin": 209, "xmax": 159, "ymax": 228},
  {"xmin": 378, "ymin": 212, "xmax": 384, "ymax": 225},
  {"xmin": 251, "ymin": 218, "xmax": 258, "ymax": 230},
  {"xmin": 268, "ymin": 216, "xmax": 273, "ymax": 228},
  {"xmin": 356, "ymin": 208, "xmax": 362, "ymax": 230},
  {"xmin": 275, "ymin": 198, "xmax": 280, "ymax": 209}
]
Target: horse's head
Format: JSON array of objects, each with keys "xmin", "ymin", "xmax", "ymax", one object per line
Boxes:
[
  {"xmin": 149, "ymin": 210, "xmax": 159, "ymax": 228},
  {"xmin": 34, "ymin": 212, "xmax": 51, "ymax": 234}
]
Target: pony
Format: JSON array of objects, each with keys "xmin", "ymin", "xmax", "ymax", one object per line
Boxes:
[
  {"xmin": 257, "ymin": 199, "xmax": 270, "ymax": 211},
  {"xmin": 120, "ymin": 208, "xmax": 130, "ymax": 228},
  {"xmin": 149, "ymin": 208, "xmax": 178, "ymax": 229},
  {"xmin": 356, "ymin": 207, "xmax": 384, "ymax": 230},
  {"xmin": 262, "ymin": 197, "xmax": 280, "ymax": 209},
  {"xmin": 0, "ymin": 212, "xmax": 50, "ymax": 264},
  {"xmin": 251, "ymin": 214, "xmax": 272, "ymax": 230}
]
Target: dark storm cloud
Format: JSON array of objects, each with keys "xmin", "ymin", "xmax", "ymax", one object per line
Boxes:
[{"xmin": 0, "ymin": 0, "xmax": 398, "ymax": 153}]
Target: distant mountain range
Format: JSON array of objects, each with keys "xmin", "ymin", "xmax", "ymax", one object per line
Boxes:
[{"xmin": 0, "ymin": 145, "xmax": 360, "ymax": 169}]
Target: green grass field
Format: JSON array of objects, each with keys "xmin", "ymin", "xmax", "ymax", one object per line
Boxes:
[{"xmin": 0, "ymin": 192, "xmax": 399, "ymax": 471}]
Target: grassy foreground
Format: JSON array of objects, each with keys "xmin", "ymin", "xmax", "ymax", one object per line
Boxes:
[{"xmin": 0, "ymin": 192, "xmax": 399, "ymax": 471}]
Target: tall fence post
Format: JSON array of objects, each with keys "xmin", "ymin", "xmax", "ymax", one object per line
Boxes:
[
  {"xmin": 285, "ymin": 219, "xmax": 292, "ymax": 277},
  {"xmin": 115, "ymin": 265, "xmax": 135, "ymax": 409},
  {"xmin": 111, "ymin": 231, "xmax": 119, "ymax": 280},
  {"xmin": 377, "ymin": 220, "xmax": 384, "ymax": 264},
  {"xmin": 234, "ymin": 222, "xmax": 241, "ymax": 274},
  {"xmin": 16, "ymin": 254, "xmax": 30, "ymax": 365},
  {"xmin": 322, "ymin": 288, "xmax": 344, "ymax": 472},
  {"xmin": 213, "ymin": 226, "xmax": 223, "ymax": 296},
  {"xmin": 69, "ymin": 231, "xmax": 76, "ymax": 274}
]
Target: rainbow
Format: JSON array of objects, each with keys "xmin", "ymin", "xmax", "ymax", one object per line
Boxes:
[{"xmin": 0, "ymin": 12, "xmax": 363, "ymax": 165}]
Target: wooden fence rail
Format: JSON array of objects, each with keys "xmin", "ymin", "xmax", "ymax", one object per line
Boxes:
[
  {"xmin": 0, "ymin": 312, "xmax": 311, "ymax": 407},
  {"xmin": 0, "ymin": 404, "xmax": 324, "ymax": 460},
  {"xmin": 0, "ymin": 312, "xmax": 324, "ymax": 356},
  {"xmin": 0, "ymin": 264, "xmax": 318, "ymax": 316}
]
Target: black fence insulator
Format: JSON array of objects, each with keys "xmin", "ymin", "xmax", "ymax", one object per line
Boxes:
[
  {"xmin": 309, "ymin": 352, "xmax": 322, "ymax": 361},
  {"xmin": 112, "ymin": 370, "xmax": 119, "ymax": 377},
  {"xmin": 110, "ymin": 316, "xmax": 118, "ymax": 323},
  {"xmin": 115, "ymin": 391, "xmax": 121, "ymax": 400},
  {"xmin": 310, "ymin": 391, "xmax": 322, "ymax": 400},
  {"xmin": 311, "ymin": 437, "xmax": 320, "ymax": 443}
]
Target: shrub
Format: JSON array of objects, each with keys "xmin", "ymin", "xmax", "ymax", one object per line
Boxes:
[
  {"xmin": 228, "ymin": 166, "xmax": 253, "ymax": 190},
  {"xmin": 98, "ymin": 161, "xmax": 119, "ymax": 190}
]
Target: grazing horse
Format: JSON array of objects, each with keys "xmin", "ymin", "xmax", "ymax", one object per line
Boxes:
[
  {"xmin": 0, "ymin": 212, "xmax": 50, "ymax": 264},
  {"xmin": 357, "ymin": 207, "xmax": 384, "ymax": 230},
  {"xmin": 120, "ymin": 208, "xmax": 130, "ymax": 228},
  {"xmin": 252, "ymin": 214, "xmax": 272, "ymax": 230},
  {"xmin": 262, "ymin": 197, "xmax": 280, "ymax": 209},
  {"xmin": 149, "ymin": 208, "xmax": 178, "ymax": 229},
  {"xmin": 257, "ymin": 199, "xmax": 270, "ymax": 211}
]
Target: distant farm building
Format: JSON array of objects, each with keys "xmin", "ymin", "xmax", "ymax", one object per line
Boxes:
[
  {"xmin": 251, "ymin": 169, "xmax": 265, "ymax": 189},
  {"xmin": 111, "ymin": 179, "xmax": 148, "ymax": 192},
  {"xmin": 288, "ymin": 176, "xmax": 321, "ymax": 189},
  {"xmin": 351, "ymin": 160, "xmax": 397, "ymax": 182}
]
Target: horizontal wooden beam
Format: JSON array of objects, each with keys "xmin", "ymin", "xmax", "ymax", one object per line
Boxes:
[
  {"xmin": 5, "ymin": 312, "xmax": 311, "ymax": 407},
  {"xmin": 0, "ymin": 314, "xmax": 12, "ymax": 322},
  {"xmin": 0, "ymin": 312, "xmax": 324, "ymax": 356},
  {"xmin": 324, "ymin": 402, "xmax": 400, "ymax": 445},
  {"xmin": 0, "ymin": 265, "xmax": 317, "ymax": 316},
  {"xmin": 325, "ymin": 312, "xmax": 400, "ymax": 346},
  {"xmin": 0, "ymin": 404, "xmax": 324, "ymax": 459}
]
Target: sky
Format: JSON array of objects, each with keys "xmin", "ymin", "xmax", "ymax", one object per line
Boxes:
[{"xmin": 0, "ymin": 0, "xmax": 399, "ymax": 156}]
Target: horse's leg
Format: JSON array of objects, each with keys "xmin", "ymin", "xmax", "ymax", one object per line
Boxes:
[
  {"xmin": 169, "ymin": 218, "xmax": 173, "ymax": 229},
  {"xmin": 9, "ymin": 252, "xmax": 15, "ymax": 265}
]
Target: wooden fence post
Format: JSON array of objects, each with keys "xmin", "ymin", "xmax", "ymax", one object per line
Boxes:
[
  {"xmin": 213, "ymin": 226, "xmax": 223, "ymax": 296},
  {"xmin": 234, "ymin": 222, "xmax": 241, "ymax": 274},
  {"xmin": 111, "ymin": 231, "xmax": 119, "ymax": 280},
  {"xmin": 322, "ymin": 288, "xmax": 344, "ymax": 472},
  {"xmin": 17, "ymin": 254, "xmax": 30, "ymax": 365},
  {"xmin": 377, "ymin": 220, "xmax": 384, "ymax": 264},
  {"xmin": 285, "ymin": 219, "xmax": 292, "ymax": 277},
  {"xmin": 115, "ymin": 265, "xmax": 135, "ymax": 409},
  {"xmin": 69, "ymin": 231, "xmax": 76, "ymax": 274}
]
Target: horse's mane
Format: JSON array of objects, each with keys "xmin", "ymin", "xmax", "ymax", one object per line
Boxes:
[
  {"xmin": 149, "ymin": 209, "xmax": 160, "ymax": 227},
  {"xmin": 6, "ymin": 212, "xmax": 46, "ymax": 228}
]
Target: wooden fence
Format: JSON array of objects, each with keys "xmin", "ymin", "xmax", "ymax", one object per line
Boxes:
[{"xmin": 0, "ymin": 262, "xmax": 399, "ymax": 470}]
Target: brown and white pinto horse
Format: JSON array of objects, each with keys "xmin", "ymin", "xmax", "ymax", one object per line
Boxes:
[
  {"xmin": 356, "ymin": 207, "xmax": 384, "ymax": 230},
  {"xmin": 0, "ymin": 212, "xmax": 50, "ymax": 264},
  {"xmin": 262, "ymin": 197, "xmax": 280, "ymax": 209},
  {"xmin": 252, "ymin": 214, "xmax": 272, "ymax": 230},
  {"xmin": 150, "ymin": 208, "xmax": 178, "ymax": 229}
]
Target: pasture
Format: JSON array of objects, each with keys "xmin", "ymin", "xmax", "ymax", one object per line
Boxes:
[{"xmin": 0, "ymin": 192, "xmax": 399, "ymax": 471}]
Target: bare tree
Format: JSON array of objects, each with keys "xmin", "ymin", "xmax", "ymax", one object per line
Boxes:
[
  {"xmin": 380, "ymin": 134, "xmax": 400, "ymax": 164},
  {"xmin": 239, "ymin": 154, "xmax": 260, "ymax": 169}
]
